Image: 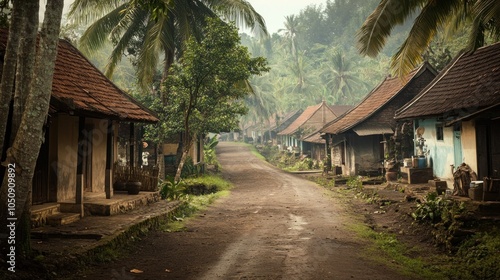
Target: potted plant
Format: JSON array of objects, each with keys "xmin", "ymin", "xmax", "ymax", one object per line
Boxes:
[
  {"xmin": 112, "ymin": 162, "xmax": 128, "ymax": 191},
  {"xmin": 126, "ymin": 168, "xmax": 142, "ymax": 195}
]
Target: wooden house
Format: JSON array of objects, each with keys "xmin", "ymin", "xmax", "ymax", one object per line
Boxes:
[
  {"xmin": 278, "ymin": 102, "xmax": 348, "ymax": 156},
  {"xmin": 321, "ymin": 63, "xmax": 437, "ymax": 176}
]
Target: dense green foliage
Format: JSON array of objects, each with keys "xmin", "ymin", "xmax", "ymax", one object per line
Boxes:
[
  {"xmin": 238, "ymin": 0, "xmax": 469, "ymax": 130},
  {"xmin": 160, "ymin": 176, "xmax": 187, "ymax": 200},
  {"xmin": 136, "ymin": 18, "xmax": 267, "ymax": 146},
  {"xmin": 69, "ymin": 0, "xmax": 267, "ymax": 90},
  {"xmin": 160, "ymin": 173, "xmax": 232, "ymax": 201}
]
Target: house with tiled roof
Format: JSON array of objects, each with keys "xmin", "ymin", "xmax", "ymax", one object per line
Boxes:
[
  {"xmin": 1, "ymin": 30, "xmax": 159, "ymax": 226},
  {"xmin": 267, "ymin": 110, "xmax": 302, "ymax": 145},
  {"xmin": 238, "ymin": 110, "xmax": 303, "ymax": 145},
  {"xmin": 301, "ymin": 105, "xmax": 352, "ymax": 162},
  {"xmin": 277, "ymin": 101, "xmax": 344, "ymax": 157},
  {"xmin": 321, "ymin": 63, "xmax": 437, "ymax": 176},
  {"xmin": 395, "ymin": 42, "xmax": 500, "ymax": 191}
]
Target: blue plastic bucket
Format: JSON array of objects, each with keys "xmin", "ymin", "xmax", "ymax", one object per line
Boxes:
[{"xmin": 418, "ymin": 157, "xmax": 426, "ymax": 168}]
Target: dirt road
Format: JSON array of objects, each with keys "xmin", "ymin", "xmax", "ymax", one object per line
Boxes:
[{"xmin": 75, "ymin": 142, "xmax": 415, "ymax": 279}]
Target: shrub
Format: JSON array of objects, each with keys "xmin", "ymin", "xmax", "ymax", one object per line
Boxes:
[
  {"xmin": 160, "ymin": 176, "xmax": 187, "ymax": 200},
  {"xmin": 346, "ymin": 176, "xmax": 363, "ymax": 190}
]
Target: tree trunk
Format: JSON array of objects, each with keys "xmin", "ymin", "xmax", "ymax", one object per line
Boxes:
[
  {"xmin": 174, "ymin": 135, "xmax": 194, "ymax": 182},
  {"xmin": 10, "ymin": 0, "xmax": 39, "ymax": 143},
  {"xmin": 0, "ymin": 0, "xmax": 64, "ymax": 258},
  {"xmin": 0, "ymin": 0, "xmax": 26, "ymax": 161}
]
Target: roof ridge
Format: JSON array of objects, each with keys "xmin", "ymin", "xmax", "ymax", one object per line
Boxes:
[
  {"xmin": 323, "ymin": 63, "xmax": 431, "ymax": 134},
  {"xmin": 395, "ymin": 54, "xmax": 464, "ymax": 118}
]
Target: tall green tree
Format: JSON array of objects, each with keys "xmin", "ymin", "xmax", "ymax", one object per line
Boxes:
[
  {"xmin": 68, "ymin": 0, "xmax": 268, "ymax": 91},
  {"xmin": 154, "ymin": 18, "xmax": 268, "ymax": 181},
  {"xmin": 357, "ymin": 0, "xmax": 500, "ymax": 77}
]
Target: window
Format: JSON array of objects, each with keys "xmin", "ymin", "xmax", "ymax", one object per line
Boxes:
[{"xmin": 436, "ymin": 123, "xmax": 444, "ymax": 141}]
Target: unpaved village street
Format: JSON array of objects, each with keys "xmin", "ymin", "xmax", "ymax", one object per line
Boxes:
[{"xmin": 76, "ymin": 142, "xmax": 416, "ymax": 279}]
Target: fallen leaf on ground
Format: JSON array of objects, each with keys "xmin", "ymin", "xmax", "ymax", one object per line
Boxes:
[{"xmin": 130, "ymin": 269, "xmax": 143, "ymax": 273}]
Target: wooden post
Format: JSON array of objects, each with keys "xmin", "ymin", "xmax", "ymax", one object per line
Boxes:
[
  {"xmin": 105, "ymin": 120, "xmax": 113, "ymax": 199},
  {"xmin": 76, "ymin": 117, "xmax": 85, "ymax": 217},
  {"xmin": 129, "ymin": 122, "xmax": 135, "ymax": 168}
]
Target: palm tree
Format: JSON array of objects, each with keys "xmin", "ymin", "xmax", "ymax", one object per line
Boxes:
[
  {"xmin": 278, "ymin": 15, "xmax": 300, "ymax": 58},
  {"xmin": 69, "ymin": 0, "xmax": 268, "ymax": 91},
  {"xmin": 244, "ymin": 74, "xmax": 278, "ymax": 126},
  {"xmin": 320, "ymin": 50, "xmax": 365, "ymax": 105},
  {"xmin": 357, "ymin": 0, "xmax": 500, "ymax": 77}
]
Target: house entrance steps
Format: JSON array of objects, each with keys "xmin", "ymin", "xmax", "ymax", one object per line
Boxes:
[{"xmin": 31, "ymin": 203, "xmax": 76, "ymax": 228}]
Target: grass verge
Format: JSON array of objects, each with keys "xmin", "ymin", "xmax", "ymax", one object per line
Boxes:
[
  {"xmin": 159, "ymin": 174, "xmax": 233, "ymax": 232},
  {"xmin": 349, "ymin": 223, "xmax": 449, "ymax": 279}
]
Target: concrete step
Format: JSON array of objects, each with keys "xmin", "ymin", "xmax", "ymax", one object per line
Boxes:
[
  {"xmin": 47, "ymin": 213, "xmax": 81, "ymax": 226},
  {"xmin": 31, "ymin": 203, "xmax": 61, "ymax": 228}
]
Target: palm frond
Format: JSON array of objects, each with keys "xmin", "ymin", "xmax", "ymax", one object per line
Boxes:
[
  {"xmin": 473, "ymin": 0, "xmax": 500, "ymax": 27},
  {"xmin": 78, "ymin": 4, "xmax": 128, "ymax": 56},
  {"xmin": 136, "ymin": 16, "xmax": 171, "ymax": 90},
  {"xmin": 104, "ymin": 8, "xmax": 148, "ymax": 78},
  {"xmin": 357, "ymin": 0, "xmax": 424, "ymax": 57},
  {"xmin": 390, "ymin": 0, "xmax": 461, "ymax": 77},
  {"xmin": 205, "ymin": 0, "xmax": 268, "ymax": 38},
  {"xmin": 69, "ymin": 0, "xmax": 124, "ymax": 25},
  {"xmin": 466, "ymin": 15, "xmax": 486, "ymax": 52},
  {"xmin": 471, "ymin": 0, "xmax": 500, "ymax": 45}
]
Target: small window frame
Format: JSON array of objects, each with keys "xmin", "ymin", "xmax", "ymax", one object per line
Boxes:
[{"xmin": 436, "ymin": 123, "xmax": 444, "ymax": 141}]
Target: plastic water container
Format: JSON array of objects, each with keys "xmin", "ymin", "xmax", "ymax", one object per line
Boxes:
[{"xmin": 417, "ymin": 157, "xmax": 426, "ymax": 168}]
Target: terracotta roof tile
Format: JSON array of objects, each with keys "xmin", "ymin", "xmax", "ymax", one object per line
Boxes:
[
  {"xmin": 396, "ymin": 42, "xmax": 500, "ymax": 119},
  {"xmin": 321, "ymin": 63, "xmax": 433, "ymax": 134},
  {"xmin": 278, "ymin": 102, "xmax": 337, "ymax": 136},
  {"xmin": 329, "ymin": 105, "xmax": 353, "ymax": 117},
  {"xmin": 271, "ymin": 110, "xmax": 295, "ymax": 128},
  {"xmin": 303, "ymin": 128, "xmax": 325, "ymax": 143},
  {"xmin": 0, "ymin": 29, "xmax": 158, "ymax": 123}
]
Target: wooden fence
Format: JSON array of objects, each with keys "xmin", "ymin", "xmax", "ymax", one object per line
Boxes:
[{"xmin": 114, "ymin": 163, "xmax": 159, "ymax": 192}]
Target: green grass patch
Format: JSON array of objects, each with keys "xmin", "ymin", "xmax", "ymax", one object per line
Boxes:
[
  {"xmin": 184, "ymin": 174, "xmax": 232, "ymax": 192},
  {"xmin": 447, "ymin": 229, "xmax": 500, "ymax": 280},
  {"xmin": 349, "ymin": 223, "xmax": 449, "ymax": 279},
  {"xmin": 248, "ymin": 144, "xmax": 266, "ymax": 161},
  {"xmin": 160, "ymin": 174, "xmax": 232, "ymax": 232}
]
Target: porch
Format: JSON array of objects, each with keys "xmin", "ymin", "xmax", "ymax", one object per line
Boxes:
[{"xmin": 31, "ymin": 191, "xmax": 160, "ymax": 228}]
